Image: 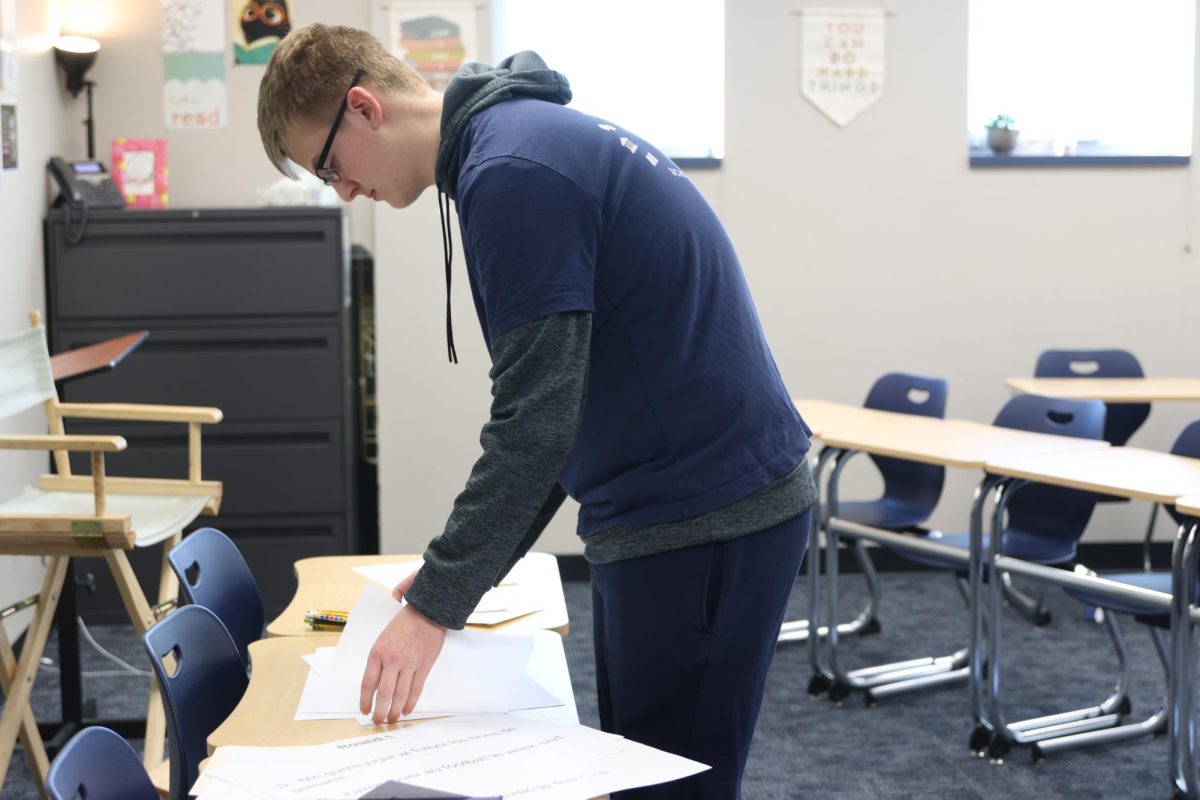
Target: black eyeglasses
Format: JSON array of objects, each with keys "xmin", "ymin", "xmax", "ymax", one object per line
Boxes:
[{"xmin": 315, "ymin": 69, "xmax": 364, "ymax": 185}]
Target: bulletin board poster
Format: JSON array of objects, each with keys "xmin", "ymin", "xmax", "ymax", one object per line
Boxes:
[
  {"xmin": 162, "ymin": 0, "xmax": 228, "ymax": 129},
  {"xmin": 232, "ymin": 0, "xmax": 292, "ymax": 65},
  {"xmin": 799, "ymin": 8, "xmax": 885, "ymax": 128},
  {"xmin": 386, "ymin": 1, "xmax": 480, "ymax": 91},
  {"xmin": 113, "ymin": 138, "xmax": 168, "ymax": 208},
  {"xmin": 1, "ymin": 101, "xmax": 16, "ymax": 171},
  {"xmin": 0, "ymin": 0, "xmax": 16, "ymax": 91}
]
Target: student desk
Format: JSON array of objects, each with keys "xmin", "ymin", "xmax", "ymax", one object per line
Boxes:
[
  {"xmin": 808, "ymin": 406, "xmax": 1108, "ymax": 743},
  {"xmin": 267, "ymin": 552, "xmax": 570, "ymax": 637},
  {"xmin": 979, "ymin": 448, "xmax": 1200, "ymax": 767},
  {"xmin": 207, "ymin": 630, "xmax": 579, "ymax": 753},
  {"xmin": 1006, "ymin": 377, "xmax": 1200, "ymax": 403}
]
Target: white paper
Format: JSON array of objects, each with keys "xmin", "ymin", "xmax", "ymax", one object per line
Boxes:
[
  {"xmin": 352, "ymin": 562, "xmax": 541, "ymax": 625},
  {"xmin": 295, "ymin": 584, "xmax": 560, "ymax": 720},
  {"xmin": 195, "ymin": 714, "xmax": 707, "ymax": 800}
]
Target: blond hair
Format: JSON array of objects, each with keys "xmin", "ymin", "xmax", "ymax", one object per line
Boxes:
[{"xmin": 257, "ymin": 23, "xmax": 426, "ymax": 176}]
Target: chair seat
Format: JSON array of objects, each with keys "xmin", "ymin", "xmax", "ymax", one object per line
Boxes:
[
  {"xmin": 837, "ymin": 498, "xmax": 933, "ymax": 530},
  {"xmin": 892, "ymin": 529, "xmax": 1077, "ymax": 570},
  {"xmin": 1063, "ymin": 572, "xmax": 1175, "ymax": 618},
  {"xmin": 0, "ymin": 487, "xmax": 209, "ymax": 547}
]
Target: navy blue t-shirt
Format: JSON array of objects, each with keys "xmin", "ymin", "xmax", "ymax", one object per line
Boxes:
[{"xmin": 454, "ymin": 98, "xmax": 811, "ymax": 536}]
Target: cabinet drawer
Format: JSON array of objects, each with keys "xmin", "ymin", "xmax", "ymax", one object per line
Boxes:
[
  {"xmin": 66, "ymin": 419, "xmax": 347, "ymax": 516},
  {"xmin": 46, "ymin": 210, "xmax": 343, "ymax": 320},
  {"xmin": 57, "ymin": 325, "xmax": 345, "ymax": 421}
]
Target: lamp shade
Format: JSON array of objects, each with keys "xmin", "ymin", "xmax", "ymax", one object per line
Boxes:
[{"xmin": 54, "ymin": 36, "xmax": 100, "ymax": 97}]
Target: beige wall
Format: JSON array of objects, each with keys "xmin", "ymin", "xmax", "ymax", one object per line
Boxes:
[
  {"xmin": 0, "ymin": 0, "xmax": 77, "ymax": 639},
  {"xmin": 374, "ymin": 0, "xmax": 1200, "ymax": 556}
]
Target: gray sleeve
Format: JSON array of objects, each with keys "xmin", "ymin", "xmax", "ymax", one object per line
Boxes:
[{"xmin": 403, "ymin": 311, "xmax": 590, "ymax": 629}]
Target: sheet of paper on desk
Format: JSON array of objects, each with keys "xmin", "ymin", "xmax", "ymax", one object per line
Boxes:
[
  {"xmin": 295, "ymin": 584, "xmax": 560, "ymax": 721},
  {"xmin": 193, "ymin": 713, "xmax": 708, "ymax": 800},
  {"xmin": 351, "ymin": 563, "xmax": 542, "ymax": 626}
]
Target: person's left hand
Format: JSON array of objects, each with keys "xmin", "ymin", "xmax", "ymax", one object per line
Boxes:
[{"xmin": 359, "ymin": 603, "xmax": 447, "ymax": 723}]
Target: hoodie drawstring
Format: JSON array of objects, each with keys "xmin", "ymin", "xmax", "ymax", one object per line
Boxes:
[{"xmin": 438, "ymin": 189, "xmax": 458, "ymax": 364}]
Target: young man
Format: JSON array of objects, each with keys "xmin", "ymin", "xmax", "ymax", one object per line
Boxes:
[{"xmin": 258, "ymin": 24, "xmax": 816, "ymax": 799}]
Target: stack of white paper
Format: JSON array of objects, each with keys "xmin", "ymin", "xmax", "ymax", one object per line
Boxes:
[
  {"xmin": 352, "ymin": 562, "xmax": 544, "ymax": 626},
  {"xmin": 194, "ymin": 713, "xmax": 709, "ymax": 800},
  {"xmin": 295, "ymin": 584, "xmax": 563, "ymax": 723}
]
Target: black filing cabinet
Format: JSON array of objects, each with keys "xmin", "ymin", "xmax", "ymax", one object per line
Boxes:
[{"xmin": 44, "ymin": 207, "xmax": 374, "ymax": 622}]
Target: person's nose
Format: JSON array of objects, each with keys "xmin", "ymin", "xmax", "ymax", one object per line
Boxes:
[{"xmin": 333, "ymin": 180, "xmax": 356, "ymax": 202}]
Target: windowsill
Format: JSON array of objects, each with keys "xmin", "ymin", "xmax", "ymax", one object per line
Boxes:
[{"xmin": 969, "ymin": 144, "xmax": 1190, "ymax": 168}]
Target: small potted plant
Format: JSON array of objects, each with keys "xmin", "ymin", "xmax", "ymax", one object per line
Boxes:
[{"xmin": 986, "ymin": 115, "xmax": 1019, "ymax": 155}]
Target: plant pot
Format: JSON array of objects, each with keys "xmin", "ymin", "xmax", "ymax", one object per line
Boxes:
[{"xmin": 987, "ymin": 127, "xmax": 1019, "ymax": 155}]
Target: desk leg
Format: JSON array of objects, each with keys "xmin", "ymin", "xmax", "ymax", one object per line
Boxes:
[
  {"xmin": 968, "ymin": 475, "xmax": 1003, "ymax": 754},
  {"xmin": 102, "ymin": 548, "xmax": 164, "ymax": 769},
  {"xmin": 0, "ymin": 557, "xmax": 67, "ymax": 796}
]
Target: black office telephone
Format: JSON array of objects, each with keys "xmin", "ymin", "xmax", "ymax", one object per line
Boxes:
[
  {"xmin": 48, "ymin": 157, "xmax": 125, "ymax": 244},
  {"xmin": 48, "ymin": 156, "xmax": 125, "ymax": 209}
]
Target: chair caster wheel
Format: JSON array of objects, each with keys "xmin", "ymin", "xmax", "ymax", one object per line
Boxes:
[
  {"xmin": 987, "ymin": 735, "xmax": 1011, "ymax": 763},
  {"xmin": 807, "ymin": 674, "xmax": 832, "ymax": 697},
  {"xmin": 858, "ymin": 617, "xmax": 882, "ymax": 636},
  {"xmin": 1031, "ymin": 744, "xmax": 1045, "ymax": 763},
  {"xmin": 968, "ymin": 723, "xmax": 992, "ymax": 755},
  {"xmin": 863, "ymin": 692, "xmax": 878, "ymax": 708},
  {"xmin": 1117, "ymin": 696, "xmax": 1132, "ymax": 716},
  {"xmin": 1034, "ymin": 609, "xmax": 1052, "ymax": 628}
]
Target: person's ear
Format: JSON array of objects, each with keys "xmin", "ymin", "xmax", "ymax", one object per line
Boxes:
[{"xmin": 346, "ymin": 86, "xmax": 383, "ymax": 129}]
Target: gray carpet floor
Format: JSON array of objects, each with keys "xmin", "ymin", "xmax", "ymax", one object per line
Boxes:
[{"xmin": 0, "ymin": 572, "xmax": 1183, "ymax": 799}]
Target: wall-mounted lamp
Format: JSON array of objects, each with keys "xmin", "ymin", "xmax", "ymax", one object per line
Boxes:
[{"xmin": 53, "ymin": 35, "xmax": 101, "ymax": 158}]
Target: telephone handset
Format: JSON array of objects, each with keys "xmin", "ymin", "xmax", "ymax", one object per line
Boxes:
[
  {"xmin": 48, "ymin": 157, "xmax": 125, "ymax": 244},
  {"xmin": 48, "ymin": 156, "xmax": 125, "ymax": 210}
]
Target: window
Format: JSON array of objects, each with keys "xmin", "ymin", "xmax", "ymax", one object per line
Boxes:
[
  {"xmin": 968, "ymin": 0, "xmax": 1196, "ymax": 164},
  {"xmin": 491, "ymin": 0, "xmax": 724, "ymax": 165}
]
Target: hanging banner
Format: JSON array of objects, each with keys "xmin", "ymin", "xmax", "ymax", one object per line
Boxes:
[
  {"xmin": 162, "ymin": 0, "xmax": 228, "ymax": 128},
  {"xmin": 799, "ymin": 7, "xmax": 885, "ymax": 127}
]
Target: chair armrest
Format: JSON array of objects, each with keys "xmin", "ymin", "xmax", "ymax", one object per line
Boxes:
[
  {"xmin": 0, "ymin": 434, "xmax": 127, "ymax": 452},
  {"xmin": 56, "ymin": 402, "xmax": 223, "ymax": 424}
]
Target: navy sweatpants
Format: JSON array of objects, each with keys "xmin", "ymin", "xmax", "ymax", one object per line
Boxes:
[{"xmin": 590, "ymin": 509, "xmax": 811, "ymax": 799}]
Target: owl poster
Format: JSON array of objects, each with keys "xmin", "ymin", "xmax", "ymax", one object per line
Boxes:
[{"xmin": 232, "ymin": 0, "xmax": 292, "ymax": 64}]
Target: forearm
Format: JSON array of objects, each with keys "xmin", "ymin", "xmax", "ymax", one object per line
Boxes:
[{"xmin": 405, "ymin": 312, "xmax": 590, "ymax": 629}]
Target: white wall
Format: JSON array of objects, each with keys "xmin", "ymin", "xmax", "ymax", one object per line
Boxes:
[
  {"xmin": 0, "ymin": 0, "xmax": 77, "ymax": 639},
  {"xmin": 375, "ymin": 0, "xmax": 1200, "ymax": 556}
]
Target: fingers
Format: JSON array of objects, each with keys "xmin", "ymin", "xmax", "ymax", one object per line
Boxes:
[
  {"xmin": 393, "ymin": 570, "xmax": 418, "ymax": 601},
  {"xmin": 359, "ymin": 655, "xmax": 382, "ymax": 715},
  {"xmin": 371, "ymin": 663, "xmax": 401, "ymax": 724},
  {"xmin": 403, "ymin": 665, "xmax": 430, "ymax": 716},
  {"xmin": 387, "ymin": 667, "xmax": 416, "ymax": 723}
]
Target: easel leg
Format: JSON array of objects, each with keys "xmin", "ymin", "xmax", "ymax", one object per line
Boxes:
[
  {"xmin": 102, "ymin": 548, "xmax": 163, "ymax": 769},
  {"xmin": 0, "ymin": 557, "xmax": 67, "ymax": 798}
]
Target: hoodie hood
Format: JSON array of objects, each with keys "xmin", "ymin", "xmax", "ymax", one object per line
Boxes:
[
  {"xmin": 433, "ymin": 51, "xmax": 571, "ymax": 364},
  {"xmin": 434, "ymin": 51, "xmax": 572, "ymax": 200}
]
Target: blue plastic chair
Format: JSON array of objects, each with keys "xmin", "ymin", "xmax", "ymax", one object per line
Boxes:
[
  {"xmin": 1034, "ymin": 349, "xmax": 1149, "ymax": 447},
  {"xmin": 143, "ymin": 604, "xmax": 250, "ymax": 800},
  {"xmin": 838, "ymin": 372, "xmax": 949, "ymax": 529},
  {"xmin": 167, "ymin": 527, "xmax": 264, "ymax": 668},
  {"xmin": 902, "ymin": 393, "xmax": 1106, "ymax": 569},
  {"xmin": 46, "ymin": 726, "xmax": 159, "ymax": 800}
]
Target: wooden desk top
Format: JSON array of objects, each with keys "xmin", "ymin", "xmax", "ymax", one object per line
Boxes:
[
  {"xmin": 267, "ymin": 552, "xmax": 569, "ymax": 637},
  {"xmin": 985, "ymin": 447, "xmax": 1200, "ymax": 504},
  {"xmin": 1005, "ymin": 377, "xmax": 1200, "ymax": 403},
  {"xmin": 814, "ymin": 417, "xmax": 1108, "ymax": 470},
  {"xmin": 794, "ymin": 398, "xmax": 952, "ymax": 437},
  {"xmin": 1174, "ymin": 493, "xmax": 1200, "ymax": 517},
  {"xmin": 209, "ymin": 630, "xmax": 578, "ymax": 754}
]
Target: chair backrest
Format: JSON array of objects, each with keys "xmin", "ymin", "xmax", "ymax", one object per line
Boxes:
[
  {"xmin": 1166, "ymin": 419, "xmax": 1200, "ymax": 526},
  {"xmin": 862, "ymin": 372, "xmax": 949, "ymax": 519},
  {"xmin": 1034, "ymin": 348, "xmax": 1149, "ymax": 446},
  {"xmin": 143, "ymin": 604, "xmax": 250, "ymax": 800},
  {"xmin": 0, "ymin": 324, "xmax": 55, "ymax": 421},
  {"xmin": 46, "ymin": 726, "xmax": 159, "ymax": 800},
  {"xmin": 993, "ymin": 394, "xmax": 1106, "ymax": 551},
  {"xmin": 167, "ymin": 527, "xmax": 264, "ymax": 667}
]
